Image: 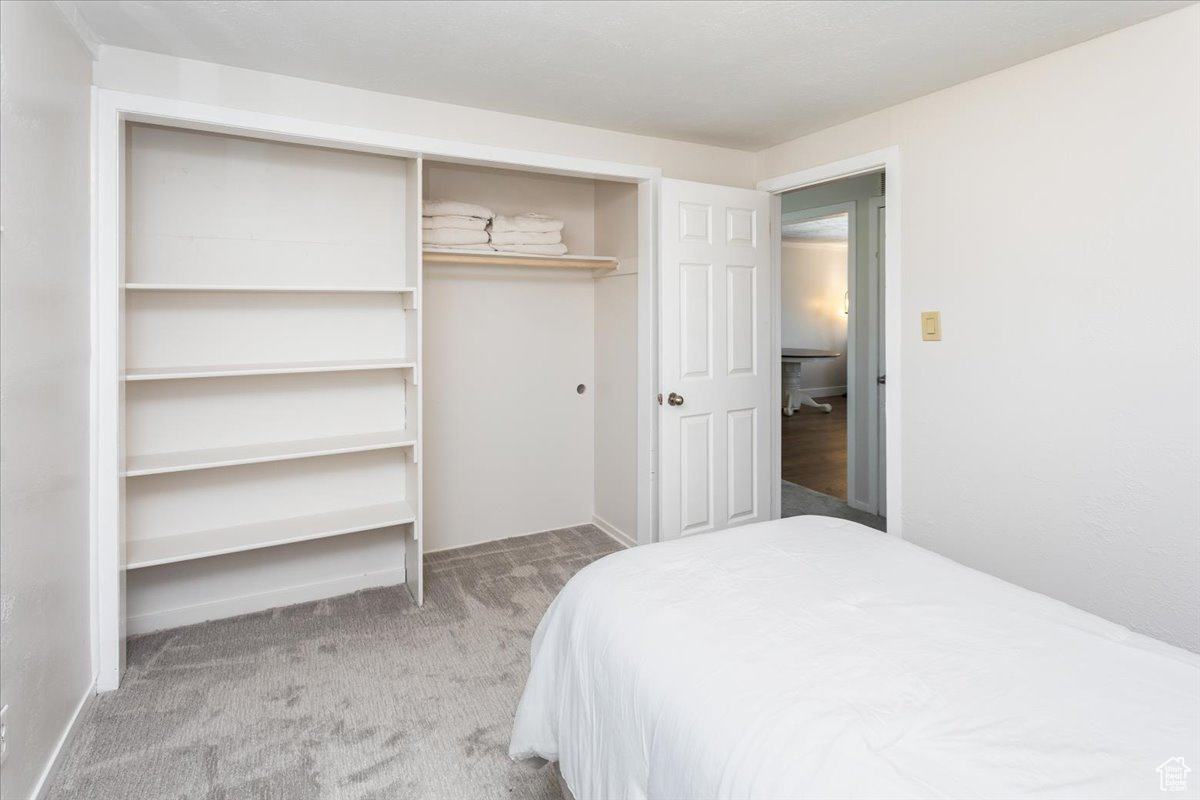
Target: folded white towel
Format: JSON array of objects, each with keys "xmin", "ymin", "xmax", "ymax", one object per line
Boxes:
[
  {"xmin": 424, "ymin": 228, "xmax": 490, "ymax": 246},
  {"xmin": 423, "ymin": 215, "xmax": 487, "ymax": 231},
  {"xmin": 489, "ymin": 230, "xmax": 563, "ymax": 246},
  {"xmin": 491, "ymin": 213, "xmax": 564, "ymax": 234},
  {"xmin": 493, "ymin": 243, "xmax": 569, "ymax": 256},
  {"xmin": 423, "ymin": 199, "xmax": 494, "ymax": 219},
  {"xmin": 426, "ymin": 243, "xmax": 494, "ymax": 251}
]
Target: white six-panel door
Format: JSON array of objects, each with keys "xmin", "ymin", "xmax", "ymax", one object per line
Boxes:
[{"xmin": 660, "ymin": 179, "xmax": 772, "ymax": 540}]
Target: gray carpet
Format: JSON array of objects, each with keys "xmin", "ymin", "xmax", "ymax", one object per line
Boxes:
[
  {"xmin": 781, "ymin": 480, "xmax": 887, "ymax": 531},
  {"xmin": 47, "ymin": 525, "xmax": 621, "ymax": 800}
]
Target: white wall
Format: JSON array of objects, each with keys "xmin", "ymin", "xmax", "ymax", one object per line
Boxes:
[
  {"xmin": 781, "ymin": 242, "xmax": 849, "ymax": 392},
  {"xmin": 92, "ymin": 46, "xmax": 757, "ymax": 188},
  {"xmin": 0, "ymin": 2, "xmax": 95, "ymax": 797},
  {"xmin": 757, "ymin": 5, "xmax": 1200, "ymax": 651}
]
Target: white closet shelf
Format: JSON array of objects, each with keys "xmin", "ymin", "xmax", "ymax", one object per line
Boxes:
[
  {"xmin": 423, "ymin": 249, "xmax": 618, "ymax": 270},
  {"xmin": 125, "ymin": 283, "xmax": 416, "ymax": 293},
  {"xmin": 125, "ymin": 430, "xmax": 416, "ymax": 477},
  {"xmin": 125, "ymin": 358, "xmax": 415, "ymax": 381},
  {"xmin": 126, "ymin": 501, "xmax": 417, "ymax": 569}
]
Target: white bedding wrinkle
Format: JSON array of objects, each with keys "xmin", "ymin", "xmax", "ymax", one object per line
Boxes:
[{"xmin": 509, "ymin": 516, "xmax": 1200, "ymax": 800}]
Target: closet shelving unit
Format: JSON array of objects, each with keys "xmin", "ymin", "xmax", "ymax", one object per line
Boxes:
[
  {"xmin": 423, "ymin": 248, "xmax": 618, "ymax": 271},
  {"xmin": 120, "ymin": 123, "xmax": 424, "ymax": 612},
  {"xmin": 124, "ymin": 358, "xmax": 416, "ymax": 381},
  {"xmin": 124, "ymin": 429, "xmax": 418, "ymax": 477},
  {"xmin": 126, "ymin": 500, "xmax": 418, "ymax": 570},
  {"xmin": 125, "ymin": 283, "xmax": 416, "ymax": 294}
]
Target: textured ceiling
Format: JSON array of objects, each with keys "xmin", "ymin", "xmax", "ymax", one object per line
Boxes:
[
  {"xmin": 783, "ymin": 215, "xmax": 849, "ymax": 243},
  {"xmin": 63, "ymin": 0, "xmax": 1193, "ymax": 150}
]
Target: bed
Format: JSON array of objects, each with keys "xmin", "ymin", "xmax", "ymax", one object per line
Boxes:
[{"xmin": 509, "ymin": 516, "xmax": 1200, "ymax": 799}]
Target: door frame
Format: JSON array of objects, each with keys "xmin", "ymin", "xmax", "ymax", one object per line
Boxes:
[
  {"xmin": 867, "ymin": 195, "xmax": 887, "ymax": 515},
  {"xmin": 758, "ymin": 147, "xmax": 902, "ymax": 537},
  {"xmin": 778, "ymin": 202, "xmax": 859, "ymax": 509},
  {"xmin": 92, "ymin": 89, "xmax": 662, "ymax": 690}
]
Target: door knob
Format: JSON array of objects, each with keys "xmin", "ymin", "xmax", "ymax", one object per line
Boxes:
[{"xmin": 667, "ymin": 392, "xmax": 685, "ymax": 406}]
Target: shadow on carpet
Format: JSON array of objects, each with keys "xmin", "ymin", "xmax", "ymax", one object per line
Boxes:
[{"xmin": 781, "ymin": 480, "xmax": 887, "ymax": 531}]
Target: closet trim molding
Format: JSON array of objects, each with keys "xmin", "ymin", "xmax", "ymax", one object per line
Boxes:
[
  {"xmin": 101, "ymin": 90, "xmax": 661, "ymax": 181},
  {"xmin": 92, "ymin": 88, "xmax": 661, "ymax": 693}
]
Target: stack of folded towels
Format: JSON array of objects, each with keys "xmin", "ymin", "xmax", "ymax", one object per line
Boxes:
[
  {"xmin": 423, "ymin": 199, "xmax": 569, "ymax": 256},
  {"xmin": 423, "ymin": 199, "xmax": 495, "ymax": 251},
  {"xmin": 488, "ymin": 213, "xmax": 568, "ymax": 256}
]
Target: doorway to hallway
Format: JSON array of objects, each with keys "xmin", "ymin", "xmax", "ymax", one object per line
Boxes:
[{"xmin": 778, "ymin": 171, "xmax": 886, "ymax": 530}]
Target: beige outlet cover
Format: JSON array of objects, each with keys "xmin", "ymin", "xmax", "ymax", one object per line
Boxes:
[{"xmin": 921, "ymin": 311, "xmax": 942, "ymax": 341}]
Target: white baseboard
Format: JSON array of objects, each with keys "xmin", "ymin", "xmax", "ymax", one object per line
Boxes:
[
  {"xmin": 591, "ymin": 515, "xmax": 636, "ymax": 548},
  {"xmin": 33, "ymin": 680, "xmax": 95, "ymax": 800},
  {"xmin": 424, "ymin": 521, "xmax": 595, "ymax": 555},
  {"xmin": 126, "ymin": 566, "xmax": 406, "ymax": 635},
  {"xmin": 425, "ymin": 518, "xmax": 635, "ymax": 556}
]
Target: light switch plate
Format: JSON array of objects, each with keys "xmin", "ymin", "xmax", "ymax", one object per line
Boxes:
[{"xmin": 921, "ymin": 311, "xmax": 942, "ymax": 341}]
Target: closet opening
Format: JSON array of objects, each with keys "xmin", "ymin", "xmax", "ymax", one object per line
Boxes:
[
  {"xmin": 96, "ymin": 91, "xmax": 660, "ymax": 690},
  {"xmin": 421, "ymin": 159, "xmax": 642, "ymax": 554}
]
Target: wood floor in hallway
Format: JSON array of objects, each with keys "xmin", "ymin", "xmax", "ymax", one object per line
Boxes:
[{"xmin": 781, "ymin": 394, "xmax": 847, "ymax": 500}]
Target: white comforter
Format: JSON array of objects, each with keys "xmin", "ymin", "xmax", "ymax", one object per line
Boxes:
[{"xmin": 510, "ymin": 516, "xmax": 1200, "ymax": 799}]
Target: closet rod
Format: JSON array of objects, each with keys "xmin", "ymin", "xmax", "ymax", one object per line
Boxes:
[{"xmin": 423, "ymin": 250, "xmax": 618, "ymax": 271}]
